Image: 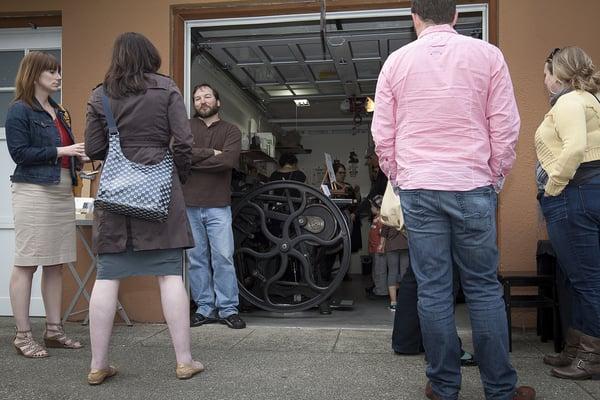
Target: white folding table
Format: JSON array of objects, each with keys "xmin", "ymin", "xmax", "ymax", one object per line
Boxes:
[{"xmin": 62, "ymin": 218, "xmax": 132, "ymax": 326}]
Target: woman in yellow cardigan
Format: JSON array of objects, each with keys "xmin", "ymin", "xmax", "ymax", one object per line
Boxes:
[{"xmin": 535, "ymin": 46, "xmax": 600, "ymax": 381}]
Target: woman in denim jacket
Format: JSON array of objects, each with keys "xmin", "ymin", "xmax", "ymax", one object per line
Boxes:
[{"xmin": 5, "ymin": 51, "xmax": 86, "ymax": 358}]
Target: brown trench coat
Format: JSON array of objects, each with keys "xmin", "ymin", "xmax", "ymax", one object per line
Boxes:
[{"xmin": 84, "ymin": 73, "xmax": 195, "ymax": 254}]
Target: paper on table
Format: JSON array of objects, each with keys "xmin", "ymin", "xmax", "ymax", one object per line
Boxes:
[{"xmin": 74, "ymin": 197, "xmax": 95, "ymax": 219}]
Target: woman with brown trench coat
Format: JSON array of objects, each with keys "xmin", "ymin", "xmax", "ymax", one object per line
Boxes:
[{"xmin": 84, "ymin": 32, "xmax": 202, "ymax": 384}]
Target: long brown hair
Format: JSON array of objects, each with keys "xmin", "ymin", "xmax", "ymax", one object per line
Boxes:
[
  {"xmin": 103, "ymin": 32, "xmax": 161, "ymax": 98},
  {"xmin": 14, "ymin": 51, "xmax": 61, "ymax": 107},
  {"xmin": 551, "ymin": 47, "xmax": 600, "ymax": 93}
]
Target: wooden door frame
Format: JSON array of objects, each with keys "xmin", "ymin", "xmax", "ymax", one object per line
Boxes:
[
  {"xmin": 170, "ymin": 0, "xmax": 497, "ymax": 90},
  {"xmin": 0, "ymin": 12, "xmax": 62, "ymax": 29}
]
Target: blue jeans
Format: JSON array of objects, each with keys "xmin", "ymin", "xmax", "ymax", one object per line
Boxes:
[
  {"xmin": 398, "ymin": 186, "xmax": 517, "ymax": 400},
  {"xmin": 186, "ymin": 206, "xmax": 239, "ymax": 318},
  {"xmin": 539, "ymin": 177, "xmax": 600, "ymax": 337}
]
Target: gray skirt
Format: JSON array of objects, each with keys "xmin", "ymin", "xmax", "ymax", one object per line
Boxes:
[{"xmin": 96, "ymin": 247, "xmax": 183, "ymax": 280}]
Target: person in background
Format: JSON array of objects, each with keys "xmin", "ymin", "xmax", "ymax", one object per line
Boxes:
[
  {"xmin": 270, "ymin": 152, "xmax": 306, "ymax": 183},
  {"xmin": 391, "ymin": 261, "xmax": 478, "ymax": 367},
  {"xmin": 85, "ymin": 32, "xmax": 201, "ymax": 384},
  {"xmin": 372, "ymin": 1, "xmax": 535, "ymax": 398},
  {"xmin": 269, "ymin": 152, "xmax": 307, "ymax": 198},
  {"xmin": 183, "ymin": 83, "xmax": 246, "ymax": 330},
  {"xmin": 380, "ymin": 218, "xmax": 409, "ymax": 311},
  {"xmin": 5, "ymin": 51, "xmax": 85, "ymax": 359},
  {"xmin": 314, "ymin": 162, "xmax": 362, "ymax": 314},
  {"xmin": 535, "ymin": 46, "xmax": 600, "ymax": 380},
  {"xmin": 367, "ymin": 195, "xmax": 406, "ymax": 310},
  {"xmin": 362, "ymin": 154, "xmax": 389, "ymax": 296},
  {"xmin": 366, "ymin": 195, "xmax": 387, "ymax": 302},
  {"xmin": 365, "ymin": 153, "xmax": 388, "ymax": 200},
  {"xmin": 331, "ymin": 162, "xmax": 362, "ymax": 255}
]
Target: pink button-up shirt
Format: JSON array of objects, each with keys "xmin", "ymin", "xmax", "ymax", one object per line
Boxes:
[{"xmin": 372, "ymin": 24, "xmax": 520, "ymax": 191}]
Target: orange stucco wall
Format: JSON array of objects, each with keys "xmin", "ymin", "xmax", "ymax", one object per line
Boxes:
[
  {"xmin": 497, "ymin": 0, "xmax": 600, "ymax": 273},
  {"xmin": 2, "ymin": 0, "xmax": 600, "ymax": 322}
]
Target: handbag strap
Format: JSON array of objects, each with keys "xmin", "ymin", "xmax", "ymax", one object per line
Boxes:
[{"xmin": 100, "ymin": 88, "xmax": 119, "ymax": 135}]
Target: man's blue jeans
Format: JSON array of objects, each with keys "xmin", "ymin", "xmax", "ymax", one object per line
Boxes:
[
  {"xmin": 540, "ymin": 176, "xmax": 600, "ymax": 337},
  {"xmin": 186, "ymin": 206, "xmax": 239, "ymax": 318},
  {"xmin": 398, "ymin": 186, "xmax": 517, "ymax": 400}
]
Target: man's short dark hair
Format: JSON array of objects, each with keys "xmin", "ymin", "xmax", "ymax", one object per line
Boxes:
[
  {"xmin": 411, "ymin": 0, "xmax": 456, "ymax": 25},
  {"xmin": 192, "ymin": 82, "xmax": 220, "ymax": 101}
]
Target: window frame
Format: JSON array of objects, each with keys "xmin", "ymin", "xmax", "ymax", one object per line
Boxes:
[{"xmin": 0, "ymin": 27, "xmax": 62, "ymax": 138}]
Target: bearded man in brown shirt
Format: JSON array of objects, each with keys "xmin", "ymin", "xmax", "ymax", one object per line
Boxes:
[{"xmin": 183, "ymin": 83, "xmax": 245, "ymax": 329}]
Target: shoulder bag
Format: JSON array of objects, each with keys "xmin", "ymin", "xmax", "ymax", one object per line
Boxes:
[{"xmin": 94, "ymin": 89, "xmax": 174, "ymax": 222}]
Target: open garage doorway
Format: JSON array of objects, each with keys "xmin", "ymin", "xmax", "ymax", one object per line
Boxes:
[{"xmin": 176, "ymin": 3, "xmax": 491, "ymax": 328}]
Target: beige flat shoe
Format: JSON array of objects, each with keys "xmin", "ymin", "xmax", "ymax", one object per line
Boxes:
[
  {"xmin": 176, "ymin": 361, "xmax": 205, "ymax": 379},
  {"xmin": 87, "ymin": 365, "xmax": 118, "ymax": 385}
]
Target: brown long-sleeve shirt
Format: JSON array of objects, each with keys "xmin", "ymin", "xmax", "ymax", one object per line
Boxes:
[{"xmin": 182, "ymin": 118, "xmax": 241, "ymax": 207}]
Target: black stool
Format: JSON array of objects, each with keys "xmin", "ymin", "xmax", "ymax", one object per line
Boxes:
[{"xmin": 499, "ymin": 272, "xmax": 561, "ymax": 353}]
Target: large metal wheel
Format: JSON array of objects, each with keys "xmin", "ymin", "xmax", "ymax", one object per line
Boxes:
[{"xmin": 232, "ymin": 181, "xmax": 351, "ymax": 312}]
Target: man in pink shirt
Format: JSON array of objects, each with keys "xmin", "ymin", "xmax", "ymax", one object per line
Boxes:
[{"xmin": 372, "ymin": 1, "xmax": 534, "ymax": 399}]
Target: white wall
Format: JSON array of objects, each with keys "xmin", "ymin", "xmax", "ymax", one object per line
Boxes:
[
  {"xmin": 295, "ymin": 132, "xmax": 373, "ymax": 274},
  {"xmin": 190, "ymin": 55, "xmax": 269, "ymax": 134}
]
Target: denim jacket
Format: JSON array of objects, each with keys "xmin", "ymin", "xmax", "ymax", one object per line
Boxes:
[{"xmin": 5, "ymin": 97, "xmax": 79, "ymax": 185}]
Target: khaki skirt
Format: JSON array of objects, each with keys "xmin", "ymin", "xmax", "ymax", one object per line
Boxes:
[{"xmin": 11, "ymin": 169, "xmax": 76, "ymax": 266}]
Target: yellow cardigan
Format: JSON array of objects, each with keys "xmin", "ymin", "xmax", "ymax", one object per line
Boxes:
[{"xmin": 535, "ymin": 90, "xmax": 600, "ymax": 195}]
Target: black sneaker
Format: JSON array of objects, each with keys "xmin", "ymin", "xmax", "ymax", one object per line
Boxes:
[
  {"xmin": 460, "ymin": 350, "xmax": 478, "ymax": 367},
  {"xmin": 220, "ymin": 314, "xmax": 246, "ymax": 329},
  {"xmin": 190, "ymin": 313, "xmax": 217, "ymax": 327}
]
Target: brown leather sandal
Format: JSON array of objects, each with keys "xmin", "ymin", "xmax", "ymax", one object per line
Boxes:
[
  {"xmin": 43, "ymin": 323, "xmax": 83, "ymax": 349},
  {"xmin": 13, "ymin": 329, "xmax": 49, "ymax": 358}
]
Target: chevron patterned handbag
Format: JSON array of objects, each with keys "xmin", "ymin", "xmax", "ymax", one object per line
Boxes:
[{"xmin": 94, "ymin": 90, "xmax": 173, "ymax": 222}]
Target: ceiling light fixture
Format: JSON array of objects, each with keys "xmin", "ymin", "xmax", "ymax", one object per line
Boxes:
[{"xmin": 294, "ymin": 99, "xmax": 310, "ymax": 107}]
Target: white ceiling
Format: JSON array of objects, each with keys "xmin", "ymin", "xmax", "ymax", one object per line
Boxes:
[{"xmin": 191, "ymin": 12, "xmax": 484, "ymax": 135}]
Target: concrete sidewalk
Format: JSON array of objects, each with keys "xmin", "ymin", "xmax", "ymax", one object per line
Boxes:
[{"xmin": 0, "ymin": 318, "xmax": 598, "ymax": 400}]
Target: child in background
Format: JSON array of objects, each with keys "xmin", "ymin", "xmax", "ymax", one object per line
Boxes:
[
  {"xmin": 367, "ymin": 195, "xmax": 400, "ymax": 310},
  {"xmin": 381, "ymin": 220, "xmax": 409, "ymax": 311}
]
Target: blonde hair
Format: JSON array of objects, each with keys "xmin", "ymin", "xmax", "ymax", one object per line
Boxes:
[
  {"xmin": 14, "ymin": 51, "xmax": 61, "ymax": 107},
  {"xmin": 552, "ymin": 46, "xmax": 600, "ymax": 93}
]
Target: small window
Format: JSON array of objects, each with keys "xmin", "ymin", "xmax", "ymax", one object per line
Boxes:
[{"xmin": 0, "ymin": 29, "xmax": 62, "ymax": 128}]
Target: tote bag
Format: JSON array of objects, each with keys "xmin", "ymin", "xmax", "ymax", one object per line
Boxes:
[{"xmin": 380, "ymin": 181, "xmax": 404, "ymax": 231}]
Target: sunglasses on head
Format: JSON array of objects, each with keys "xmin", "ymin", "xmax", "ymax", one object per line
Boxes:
[{"xmin": 546, "ymin": 47, "xmax": 561, "ymax": 63}]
